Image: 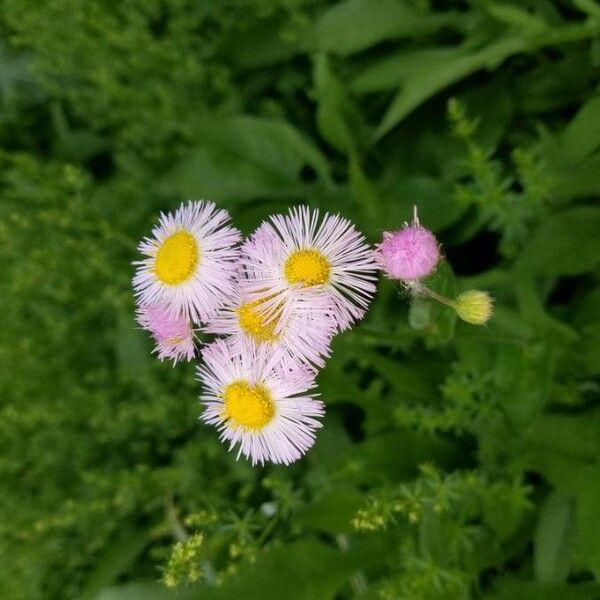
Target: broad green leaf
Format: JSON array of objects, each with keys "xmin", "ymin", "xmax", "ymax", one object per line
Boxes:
[
  {"xmin": 576, "ymin": 322, "xmax": 600, "ymax": 376},
  {"xmin": 351, "ymin": 47, "xmax": 462, "ymax": 94},
  {"xmin": 296, "ymin": 486, "xmax": 365, "ymax": 534},
  {"xmin": 379, "ymin": 176, "xmax": 466, "ymax": 232},
  {"xmin": 485, "ymin": 2, "xmax": 548, "ymax": 30},
  {"xmin": 534, "ymin": 492, "xmax": 574, "ymax": 583},
  {"xmin": 187, "ymin": 540, "xmax": 373, "ymax": 600},
  {"xmin": 161, "ymin": 116, "xmax": 331, "ymax": 202},
  {"xmin": 563, "ymin": 96, "xmax": 600, "ymax": 162},
  {"xmin": 552, "ymin": 153, "xmax": 600, "ymax": 199},
  {"xmin": 375, "ymin": 37, "xmax": 527, "ymax": 139},
  {"xmin": 349, "ymin": 154, "xmax": 381, "ymax": 220},
  {"xmin": 484, "ymin": 580, "xmax": 600, "ymax": 600},
  {"xmin": 313, "ymin": 54, "xmax": 363, "ymax": 154},
  {"xmin": 225, "ymin": 20, "xmax": 298, "ymax": 68},
  {"xmin": 373, "ymin": 21, "xmax": 600, "ymax": 138},
  {"xmin": 494, "ymin": 342, "xmax": 556, "ymax": 427},
  {"xmin": 362, "ymin": 350, "xmax": 438, "ymax": 401},
  {"xmin": 460, "ymin": 77, "xmax": 513, "ymax": 150},
  {"xmin": 95, "ymin": 581, "xmax": 192, "ymax": 600},
  {"xmin": 307, "ymin": 0, "xmax": 459, "ymax": 56},
  {"xmin": 351, "ymin": 431, "xmax": 458, "ymax": 485},
  {"xmin": 576, "ymin": 472, "xmax": 600, "ymax": 580},
  {"xmin": 82, "ymin": 529, "xmax": 148, "ymax": 599},
  {"xmin": 516, "ymin": 207, "xmax": 600, "ymax": 276},
  {"xmin": 526, "ymin": 414, "xmax": 600, "ymax": 461}
]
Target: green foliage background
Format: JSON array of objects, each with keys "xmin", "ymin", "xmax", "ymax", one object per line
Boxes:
[{"xmin": 1, "ymin": 1, "xmax": 600, "ymax": 599}]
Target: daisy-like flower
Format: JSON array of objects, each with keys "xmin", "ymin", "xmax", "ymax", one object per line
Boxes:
[
  {"xmin": 198, "ymin": 339, "xmax": 324, "ymax": 465},
  {"xmin": 136, "ymin": 304, "xmax": 196, "ymax": 364},
  {"xmin": 205, "ymin": 283, "xmax": 335, "ymax": 370},
  {"xmin": 239, "ymin": 206, "xmax": 377, "ymax": 332},
  {"xmin": 133, "ymin": 200, "xmax": 241, "ymax": 324}
]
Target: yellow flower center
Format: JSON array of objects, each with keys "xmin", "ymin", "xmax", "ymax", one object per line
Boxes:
[
  {"xmin": 236, "ymin": 301, "xmax": 279, "ymax": 342},
  {"xmin": 155, "ymin": 231, "xmax": 199, "ymax": 285},
  {"xmin": 223, "ymin": 380, "xmax": 275, "ymax": 430},
  {"xmin": 284, "ymin": 249, "xmax": 331, "ymax": 286}
]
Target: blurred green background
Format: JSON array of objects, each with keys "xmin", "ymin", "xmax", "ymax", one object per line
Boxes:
[{"xmin": 1, "ymin": 1, "xmax": 600, "ymax": 599}]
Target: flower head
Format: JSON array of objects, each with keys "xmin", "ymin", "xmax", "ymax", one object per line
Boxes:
[
  {"xmin": 198, "ymin": 339, "xmax": 324, "ymax": 465},
  {"xmin": 454, "ymin": 290, "xmax": 493, "ymax": 325},
  {"xmin": 240, "ymin": 206, "xmax": 377, "ymax": 332},
  {"xmin": 205, "ymin": 284, "xmax": 335, "ymax": 371},
  {"xmin": 136, "ymin": 304, "xmax": 196, "ymax": 364},
  {"xmin": 133, "ymin": 200, "xmax": 241, "ymax": 324},
  {"xmin": 377, "ymin": 208, "xmax": 440, "ymax": 281}
]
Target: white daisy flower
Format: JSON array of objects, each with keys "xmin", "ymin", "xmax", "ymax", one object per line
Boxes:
[
  {"xmin": 133, "ymin": 200, "xmax": 241, "ymax": 324},
  {"xmin": 198, "ymin": 339, "xmax": 324, "ymax": 466},
  {"xmin": 240, "ymin": 205, "xmax": 377, "ymax": 331},
  {"xmin": 204, "ymin": 283, "xmax": 335, "ymax": 371}
]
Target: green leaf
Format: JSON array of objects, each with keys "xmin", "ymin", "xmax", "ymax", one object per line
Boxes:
[
  {"xmin": 526, "ymin": 414, "xmax": 600, "ymax": 462},
  {"xmin": 161, "ymin": 116, "xmax": 331, "ymax": 202},
  {"xmin": 534, "ymin": 492, "xmax": 574, "ymax": 583},
  {"xmin": 188, "ymin": 540, "xmax": 372, "ymax": 600},
  {"xmin": 484, "ymin": 580, "xmax": 600, "ymax": 600},
  {"xmin": 516, "ymin": 207, "xmax": 600, "ymax": 276},
  {"xmin": 494, "ymin": 343, "xmax": 556, "ymax": 427},
  {"xmin": 351, "ymin": 47, "xmax": 463, "ymax": 94},
  {"xmin": 379, "ymin": 176, "xmax": 466, "ymax": 232},
  {"xmin": 95, "ymin": 581, "xmax": 190, "ymax": 600},
  {"xmin": 576, "ymin": 471, "xmax": 600, "ymax": 580},
  {"xmin": 485, "ymin": 2, "xmax": 548, "ymax": 30},
  {"xmin": 563, "ymin": 95, "xmax": 600, "ymax": 163},
  {"xmin": 351, "ymin": 432, "xmax": 458, "ymax": 486},
  {"xmin": 82, "ymin": 529, "xmax": 149, "ymax": 600},
  {"xmin": 374, "ymin": 37, "xmax": 527, "ymax": 139},
  {"xmin": 313, "ymin": 54, "xmax": 362, "ymax": 154},
  {"xmin": 307, "ymin": 0, "xmax": 459, "ymax": 56},
  {"xmin": 296, "ymin": 486, "xmax": 365, "ymax": 534}
]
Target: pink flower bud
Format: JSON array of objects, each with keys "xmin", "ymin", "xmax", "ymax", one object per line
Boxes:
[
  {"xmin": 136, "ymin": 304, "xmax": 196, "ymax": 364},
  {"xmin": 376, "ymin": 209, "xmax": 440, "ymax": 281}
]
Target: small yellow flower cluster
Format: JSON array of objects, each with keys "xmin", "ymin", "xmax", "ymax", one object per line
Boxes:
[{"xmin": 163, "ymin": 533, "xmax": 204, "ymax": 588}]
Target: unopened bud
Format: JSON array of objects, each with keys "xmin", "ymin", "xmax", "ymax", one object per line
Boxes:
[{"xmin": 454, "ymin": 290, "xmax": 493, "ymax": 325}]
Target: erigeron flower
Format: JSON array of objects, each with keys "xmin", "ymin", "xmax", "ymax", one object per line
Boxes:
[
  {"xmin": 240, "ymin": 206, "xmax": 377, "ymax": 332},
  {"xmin": 133, "ymin": 200, "xmax": 241, "ymax": 324},
  {"xmin": 376, "ymin": 207, "xmax": 440, "ymax": 281},
  {"xmin": 136, "ymin": 304, "xmax": 196, "ymax": 364},
  {"xmin": 198, "ymin": 339, "xmax": 324, "ymax": 465},
  {"xmin": 205, "ymin": 284, "xmax": 335, "ymax": 370}
]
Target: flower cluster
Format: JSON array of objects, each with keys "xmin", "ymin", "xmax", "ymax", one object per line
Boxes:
[
  {"xmin": 133, "ymin": 201, "xmax": 377, "ymax": 465},
  {"xmin": 376, "ymin": 207, "xmax": 494, "ymax": 325}
]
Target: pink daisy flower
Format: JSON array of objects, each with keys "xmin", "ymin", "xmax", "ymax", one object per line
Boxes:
[
  {"xmin": 239, "ymin": 206, "xmax": 377, "ymax": 332},
  {"xmin": 136, "ymin": 304, "xmax": 196, "ymax": 364},
  {"xmin": 204, "ymin": 282, "xmax": 335, "ymax": 371},
  {"xmin": 376, "ymin": 207, "xmax": 440, "ymax": 281},
  {"xmin": 198, "ymin": 339, "xmax": 324, "ymax": 466},
  {"xmin": 133, "ymin": 200, "xmax": 241, "ymax": 324}
]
